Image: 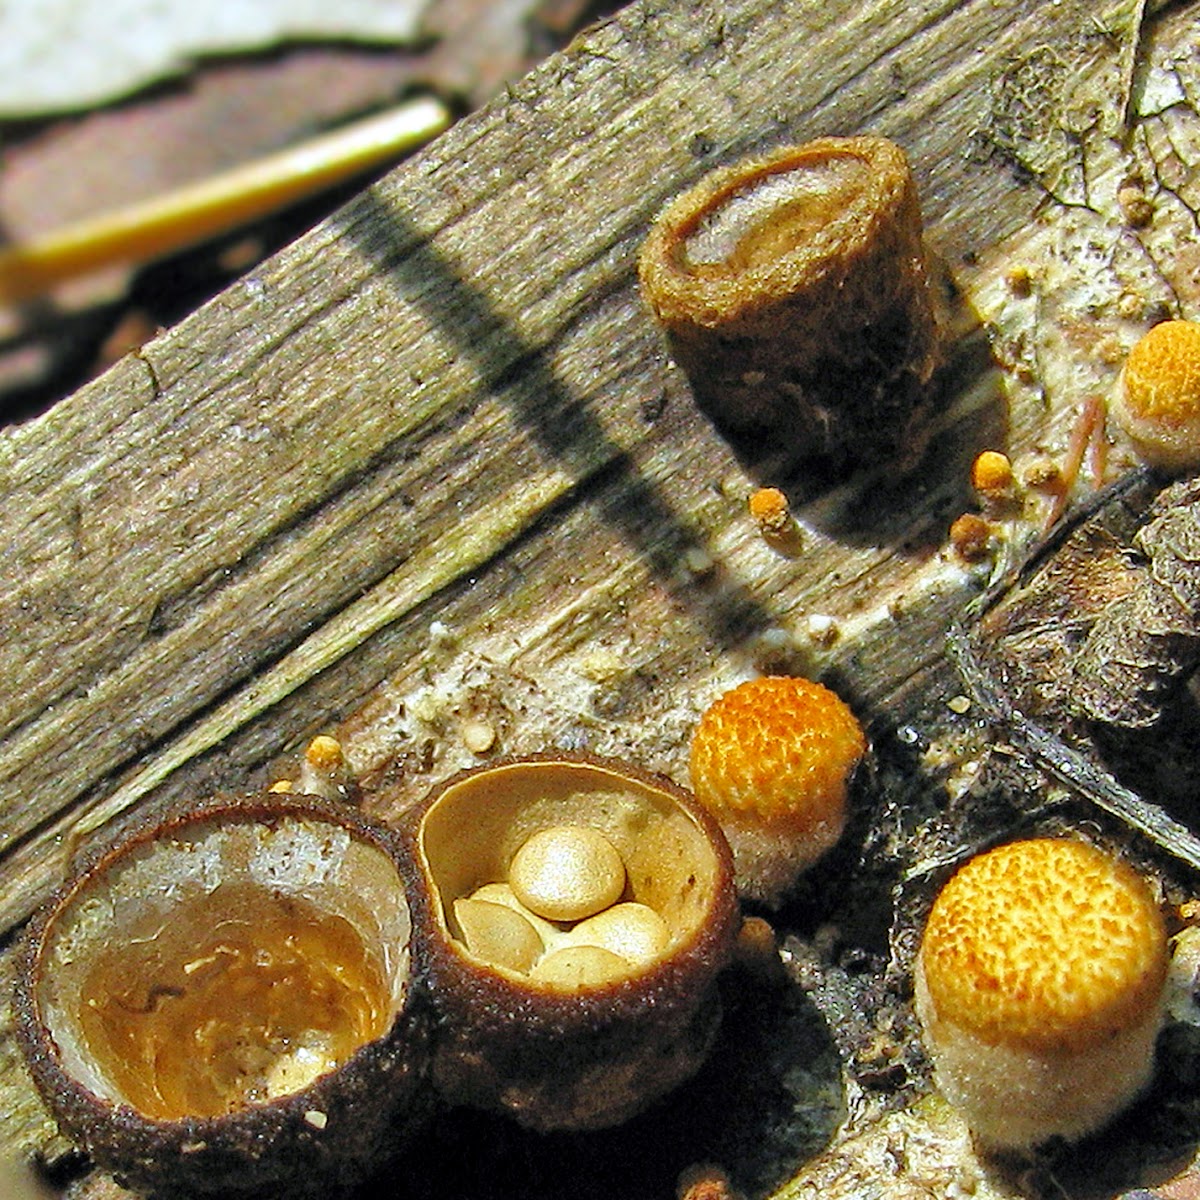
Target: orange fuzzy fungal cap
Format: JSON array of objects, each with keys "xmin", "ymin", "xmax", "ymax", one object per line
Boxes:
[
  {"xmin": 920, "ymin": 839, "xmax": 1167, "ymax": 1054},
  {"xmin": 948, "ymin": 512, "xmax": 992, "ymax": 562},
  {"xmin": 748, "ymin": 487, "xmax": 790, "ymax": 524},
  {"xmin": 969, "ymin": 450, "xmax": 1014, "ymax": 497},
  {"xmin": 305, "ymin": 735, "xmax": 345, "ymax": 771},
  {"xmin": 1114, "ymin": 319, "xmax": 1200, "ymax": 469},
  {"xmin": 689, "ymin": 676, "xmax": 866, "ymax": 833}
]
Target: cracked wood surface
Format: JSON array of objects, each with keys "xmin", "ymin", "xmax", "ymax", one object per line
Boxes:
[
  {"xmin": 0, "ymin": 0, "xmax": 1091, "ymax": 937},
  {"xmin": 2, "ymin": 0, "xmax": 1199, "ymax": 1196}
]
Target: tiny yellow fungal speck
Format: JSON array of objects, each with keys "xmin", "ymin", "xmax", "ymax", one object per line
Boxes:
[
  {"xmin": 748, "ymin": 487, "xmax": 803, "ymax": 555},
  {"xmin": 305, "ymin": 735, "xmax": 344, "ymax": 772},
  {"xmin": 748, "ymin": 487, "xmax": 792, "ymax": 534},
  {"xmin": 733, "ymin": 914, "xmax": 786, "ymax": 985},
  {"xmin": 1004, "ymin": 265, "xmax": 1033, "ymax": 297},
  {"xmin": 298, "ymin": 734, "xmax": 358, "ymax": 804}
]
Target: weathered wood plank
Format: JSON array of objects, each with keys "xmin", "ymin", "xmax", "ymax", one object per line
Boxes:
[{"xmin": 0, "ymin": 0, "xmax": 1141, "ymax": 934}]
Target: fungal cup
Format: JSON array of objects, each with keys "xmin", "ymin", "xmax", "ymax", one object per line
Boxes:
[
  {"xmin": 16, "ymin": 794, "xmax": 429, "ymax": 1198},
  {"xmin": 639, "ymin": 136, "xmax": 943, "ymax": 470},
  {"xmin": 405, "ymin": 754, "xmax": 739, "ymax": 1132}
]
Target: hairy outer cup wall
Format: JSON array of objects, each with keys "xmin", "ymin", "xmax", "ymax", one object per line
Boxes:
[
  {"xmin": 639, "ymin": 136, "xmax": 942, "ymax": 471},
  {"xmin": 15, "ymin": 793, "xmax": 432, "ymax": 1199}
]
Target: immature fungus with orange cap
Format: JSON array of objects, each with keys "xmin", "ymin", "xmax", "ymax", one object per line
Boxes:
[
  {"xmin": 748, "ymin": 486, "xmax": 802, "ymax": 553},
  {"xmin": 1111, "ymin": 319, "xmax": 1200, "ymax": 472},
  {"xmin": 948, "ymin": 512, "xmax": 993, "ymax": 563},
  {"xmin": 969, "ymin": 450, "xmax": 1015, "ymax": 503},
  {"xmin": 915, "ymin": 838, "xmax": 1169, "ymax": 1150},
  {"xmin": 296, "ymin": 733, "xmax": 360, "ymax": 804},
  {"xmin": 748, "ymin": 487, "xmax": 792, "ymax": 536},
  {"xmin": 689, "ymin": 675, "xmax": 867, "ymax": 907}
]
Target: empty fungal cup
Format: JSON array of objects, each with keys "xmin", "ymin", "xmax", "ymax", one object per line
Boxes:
[
  {"xmin": 15, "ymin": 794, "xmax": 429, "ymax": 1198},
  {"xmin": 405, "ymin": 754, "xmax": 739, "ymax": 1132},
  {"xmin": 639, "ymin": 136, "xmax": 942, "ymax": 469}
]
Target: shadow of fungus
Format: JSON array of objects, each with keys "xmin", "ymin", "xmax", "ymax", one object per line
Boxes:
[
  {"xmin": 392, "ymin": 976, "xmax": 846, "ymax": 1200},
  {"xmin": 340, "ymin": 189, "xmax": 784, "ymax": 656}
]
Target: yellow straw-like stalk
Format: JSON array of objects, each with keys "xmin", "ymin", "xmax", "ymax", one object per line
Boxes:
[{"xmin": 0, "ymin": 95, "xmax": 451, "ymax": 304}]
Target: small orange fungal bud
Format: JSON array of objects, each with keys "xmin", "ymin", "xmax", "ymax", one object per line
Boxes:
[
  {"xmin": 915, "ymin": 838, "xmax": 1168, "ymax": 1150},
  {"xmin": 748, "ymin": 486, "xmax": 791, "ymax": 533},
  {"xmin": 677, "ymin": 1162, "xmax": 740, "ymax": 1200},
  {"xmin": 305, "ymin": 734, "xmax": 345, "ymax": 772},
  {"xmin": 747, "ymin": 486, "xmax": 802, "ymax": 554},
  {"xmin": 969, "ymin": 450, "xmax": 1014, "ymax": 499},
  {"xmin": 689, "ymin": 676, "xmax": 867, "ymax": 907},
  {"xmin": 298, "ymin": 734, "xmax": 359, "ymax": 804},
  {"xmin": 1112, "ymin": 319, "xmax": 1200, "ymax": 471}
]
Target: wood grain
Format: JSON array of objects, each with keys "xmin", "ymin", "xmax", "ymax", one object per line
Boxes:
[{"xmin": 0, "ymin": 0, "xmax": 1124, "ymax": 933}]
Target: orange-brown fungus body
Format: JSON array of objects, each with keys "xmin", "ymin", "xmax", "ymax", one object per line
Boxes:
[
  {"xmin": 690, "ymin": 676, "xmax": 865, "ymax": 833},
  {"xmin": 305, "ymin": 734, "xmax": 345, "ymax": 772},
  {"xmin": 949, "ymin": 512, "xmax": 992, "ymax": 562},
  {"xmin": 920, "ymin": 839, "xmax": 1166, "ymax": 1054},
  {"xmin": 748, "ymin": 486, "xmax": 788, "ymax": 523},
  {"xmin": 748, "ymin": 487, "xmax": 792, "ymax": 535},
  {"xmin": 639, "ymin": 136, "xmax": 941, "ymax": 470},
  {"xmin": 1114, "ymin": 319, "xmax": 1200, "ymax": 471},
  {"xmin": 970, "ymin": 450, "xmax": 1014, "ymax": 498}
]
